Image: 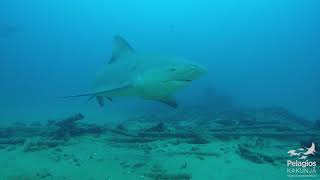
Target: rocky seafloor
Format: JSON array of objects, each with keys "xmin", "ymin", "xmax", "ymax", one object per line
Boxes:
[{"xmin": 0, "ymin": 105, "xmax": 319, "ymax": 179}]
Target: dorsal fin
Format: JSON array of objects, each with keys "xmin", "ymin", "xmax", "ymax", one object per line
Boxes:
[{"xmin": 109, "ymin": 35, "xmax": 135, "ymax": 64}]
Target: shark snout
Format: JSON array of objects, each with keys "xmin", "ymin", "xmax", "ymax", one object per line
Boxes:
[
  {"xmin": 171, "ymin": 63, "xmax": 206, "ymax": 82},
  {"xmin": 193, "ymin": 64, "xmax": 206, "ymax": 73},
  {"xmin": 189, "ymin": 63, "xmax": 206, "ymax": 77}
]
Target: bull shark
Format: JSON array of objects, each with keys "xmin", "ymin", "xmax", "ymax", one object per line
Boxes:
[{"xmin": 65, "ymin": 36, "xmax": 206, "ymax": 108}]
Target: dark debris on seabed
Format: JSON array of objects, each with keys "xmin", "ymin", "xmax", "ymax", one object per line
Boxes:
[{"xmin": 0, "ymin": 101, "xmax": 320, "ymax": 179}]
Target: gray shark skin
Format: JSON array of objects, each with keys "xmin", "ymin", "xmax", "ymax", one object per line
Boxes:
[{"xmin": 65, "ymin": 36, "xmax": 206, "ymax": 108}]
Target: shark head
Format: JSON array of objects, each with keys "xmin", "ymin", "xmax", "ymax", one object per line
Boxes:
[
  {"xmin": 135, "ymin": 58, "xmax": 206, "ymax": 97},
  {"xmin": 161, "ymin": 61, "xmax": 206, "ymax": 84}
]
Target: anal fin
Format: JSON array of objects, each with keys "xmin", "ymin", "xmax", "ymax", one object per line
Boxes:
[{"xmin": 96, "ymin": 96, "xmax": 104, "ymax": 107}]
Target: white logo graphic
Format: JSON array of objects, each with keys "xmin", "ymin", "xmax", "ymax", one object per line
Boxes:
[
  {"xmin": 304, "ymin": 142, "xmax": 317, "ymax": 156},
  {"xmin": 286, "ymin": 142, "xmax": 317, "ymax": 178},
  {"xmin": 287, "ymin": 142, "xmax": 316, "ymax": 159}
]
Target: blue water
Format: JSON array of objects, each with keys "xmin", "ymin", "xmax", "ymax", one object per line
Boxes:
[{"xmin": 1, "ymin": 0, "xmax": 319, "ymax": 122}]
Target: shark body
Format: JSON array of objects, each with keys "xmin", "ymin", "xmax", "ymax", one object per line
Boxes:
[{"xmin": 67, "ymin": 36, "xmax": 206, "ymax": 108}]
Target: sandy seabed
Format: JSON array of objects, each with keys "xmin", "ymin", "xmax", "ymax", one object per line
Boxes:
[{"xmin": 0, "ymin": 106, "xmax": 319, "ymax": 180}]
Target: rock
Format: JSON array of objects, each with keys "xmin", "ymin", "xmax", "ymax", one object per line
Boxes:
[
  {"xmin": 29, "ymin": 121, "xmax": 42, "ymax": 127},
  {"xmin": 237, "ymin": 144, "xmax": 264, "ymax": 163},
  {"xmin": 45, "ymin": 113, "xmax": 105, "ymax": 141},
  {"xmin": 116, "ymin": 124, "xmax": 127, "ymax": 131},
  {"xmin": 145, "ymin": 172, "xmax": 192, "ymax": 180},
  {"xmin": 180, "ymin": 162, "xmax": 187, "ymax": 169},
  {"xmin": 54, "ymin": 147, "xmax": 63, "ymax": 152},
  {"xmin": 23, "ymin": 138, "xmax": 64, "ymax": 152},
  {"xmin": 120, "ymin": 162, "xmax": 130, "ymax": 168},
  {"xmin": 145, "ymin": 122, "xmax": 167, "ymax": 132},
  {"xmin": 36, "ymin": 169, "xmax": 52, "ymax": 179},
  {"xmin": 169, "ymin": 139, "xmax": 181, "ymax": 146},
  {"xmin": 132, "ymin": 162, "xmax": 145, "ymax": 169},
  {"xmin": 0, "ymin": 138, "xmax": 26, "ymax": 145},
  {"xmin": 96, "ymin": 157, "xmax": 104, "ymax": 162},
  {"xmin": 72, "ymin": 158, "xmax": 79, "ymax": 163},
  {"xmin": 55, "ymin": 113, "xmax": 84, "ymax": 128},
  {"xmin": 237, "ymin": 143, "xmax": 275, "ymax": 164},
  {"xmin": 191, "ymin": 147, "xmax": 200, "ymax": 151},
  {"xmin": 260, "ymin": 154, "xmax": 275, "ymax": 163},
  {"xmin": 189, "ymin": 134, "xmax": 209, "ymax": 144},
  {"xmin": 214, "ymin": 134, "xmax": 233, "ymax": 141},
  {"xmin": 215, "ymin": 119, "xmax": 238, "ymax": 126}
]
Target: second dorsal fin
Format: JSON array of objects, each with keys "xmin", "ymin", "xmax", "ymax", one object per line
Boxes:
[{"xmin": 109, "ymin": 35, "xmax": 135, "ymax": 64}]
